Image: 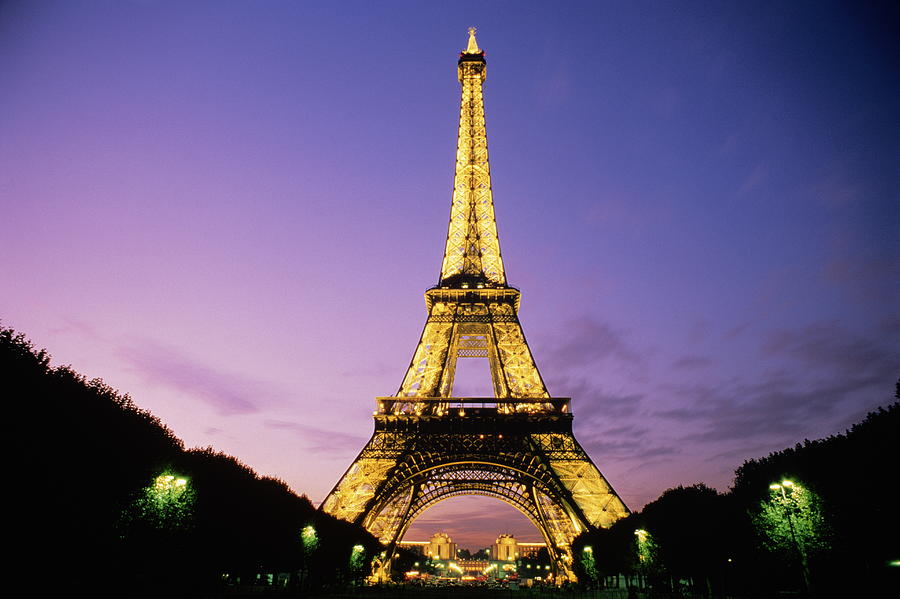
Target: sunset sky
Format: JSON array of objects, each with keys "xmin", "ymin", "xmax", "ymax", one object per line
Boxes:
[{"xmin": 2, "ymin": 1, "xmax": 897, "ymax": 549}]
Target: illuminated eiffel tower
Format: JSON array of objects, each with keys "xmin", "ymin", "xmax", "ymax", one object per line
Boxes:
[{"xmin": 321, "ymin": 29, "xmax": 628, "ymax": 581}]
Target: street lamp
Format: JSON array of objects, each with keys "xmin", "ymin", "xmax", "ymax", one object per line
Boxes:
[
  {"xmin": 301, "ymin": 525, "xmax": 318, "ymax": 552},
  {"xmin": 770, "ymin": 480, "xmax": 810, "ymax": 595},
  {"xmin": 144, "ymin": 472, "xmax": 193, "ymax": 528},
  {"xmin": 349, "ymin": 544, "xmax": 366, "ymax": 578},
  {"xmin": 153, "ymin": 474, "xmax": 188, "ymax": 493},
  {"xmin": 581, "ymin": 546, "xmax": 597, "ymax": 587},
  {"xmin": 634, "ymin": 529, "xmax": 650, "ymax": 564}
]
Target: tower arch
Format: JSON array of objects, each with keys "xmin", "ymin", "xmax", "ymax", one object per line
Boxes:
[{"xmin": 362, "ymin": 457, "xmax": 587, "ymax": 571}]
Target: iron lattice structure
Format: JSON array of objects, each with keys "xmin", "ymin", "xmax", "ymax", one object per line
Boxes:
[{"xmin": 321, "ymin": 29, "xmax": 628, "ymax": 581}]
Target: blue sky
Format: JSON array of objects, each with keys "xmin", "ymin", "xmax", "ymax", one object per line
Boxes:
[{"xmin": 2, "ymin": 1, "xmax": 897, "ymax": 548}]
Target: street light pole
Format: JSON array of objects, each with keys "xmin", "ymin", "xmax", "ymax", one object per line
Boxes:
[{"xmin": 770, "ymin": 481, "xmax": 811, "ymax": 597}]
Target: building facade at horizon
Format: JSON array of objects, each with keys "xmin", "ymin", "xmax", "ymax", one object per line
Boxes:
[
  {"xmin": 321, "ymin": 29, "xmax": 628, "ymax": 581},
  {"xmin": 426, "ymin": 532, "xmax": 457, "ymax": 561},
  {"xmin": 399, "ymin": 532, "xmax": 547, "ymax": 560},
  {"xmin": 400, "ymin": 533, "xmax": 550, "ymax": 581}
]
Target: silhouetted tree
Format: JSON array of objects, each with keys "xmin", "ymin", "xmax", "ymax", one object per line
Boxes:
[
  {"xmin": 6, "ymin": 325, "xmax": 380, "ymax": 596},
  {"xmin": 572, "ymin": 389, "xmax": 898, "ymax": 598},
  {"xmin": 732, "ymin": 398, "xmax": 899, "ymax": 596}
]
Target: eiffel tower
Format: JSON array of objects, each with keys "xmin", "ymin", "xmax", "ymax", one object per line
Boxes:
[{"xmin": 321, "ymin": 28, "xmax": 628, "ymax": 581}]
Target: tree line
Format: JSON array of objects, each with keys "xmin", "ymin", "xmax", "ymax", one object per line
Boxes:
[
  {"xmin": 5, "ymin": 326, "xmax": 379, "ymax": 596},
  {"xmin": 572, "ymin": 389, "xmax": 899, "ymax": 597}
]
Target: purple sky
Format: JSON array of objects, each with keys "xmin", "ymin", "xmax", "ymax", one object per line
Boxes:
[{"xmin": 2, "ymin": 2, "xmax": 897, "ymax": 549}]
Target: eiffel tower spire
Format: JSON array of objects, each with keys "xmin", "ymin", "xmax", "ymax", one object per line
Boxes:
[
  {"xmin": 440, "ymin": 26, "xmax": 505, "ymax": 287},
  {"xmin": 393, "ymin": 29, "xmax": 547, "ymax": 401}
]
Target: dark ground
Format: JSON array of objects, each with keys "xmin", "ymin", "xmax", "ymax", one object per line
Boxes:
[{"xmin": 219, "ymin": 587, "xmax": 635, "ymax": 599}]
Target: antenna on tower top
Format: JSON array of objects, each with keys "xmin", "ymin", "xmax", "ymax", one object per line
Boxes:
[{"xmin": 465, "ymin": 27, "xmax": 480, "ymax": 54}]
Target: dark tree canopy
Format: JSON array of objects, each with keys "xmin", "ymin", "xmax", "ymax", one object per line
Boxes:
[
  {"xmin": 5, "ymin": 325, "xmax": 378, "ymax": 596},
  {"xmin": 573, "ymin": 387, "xmax": 899, "ymax": 598}
]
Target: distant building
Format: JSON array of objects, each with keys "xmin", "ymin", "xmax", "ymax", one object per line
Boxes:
[
  {"xmin": 457, "ymin": 558, "xmax": 490, "ymax": 575},
  {"xmin": 490, "ymin": 534, "xmax": 546, "ymax": 561},
  {"xmin": 425, "ymin": 532, "xmax": 457, "ymax": 560},
  {"xmin": 492, "ymin": 534, "xmax": 518, "ymax": 561}
]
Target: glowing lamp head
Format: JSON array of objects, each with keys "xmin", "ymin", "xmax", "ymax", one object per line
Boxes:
[{"xmin": 301, "ymin": 524, "xmax": 318, "ymax": 551}]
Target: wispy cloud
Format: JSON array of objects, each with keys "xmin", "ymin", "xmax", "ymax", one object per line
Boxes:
[
  {"xmin": 671, "ymin": 354, "xmax": 712, "ymax": 370},
  {"xmin": 264, "ymin": 420, "xmax": 367, "ymax": 455},
  {"xmin": 658, "ymin": 319, "xmax": 899, "ymax": 445},
  {"xmin": 723, "ymin": 322, "xmax": 750, "ymax": 339},
  {"xmin": 577, "ymin": 419, "xmax": 680, "ymax": 465},
  {"xmin": 823, "ymin": 255, "xmax": 900, "ymax": 306},
  {"xmin": 119, "ymin": 339, "xmax": 281, "ymax": 415},
  {"xmin": 761, "ymin": 319, "xmax": 898, "ymax": 378},
  {"xmin": 560, "ymin": 378, "xmax": 645, "ymax": 419},
  {"xmin": 542, "ymin": 316, "xmax": 643, "ymax": 372},
  {"xmin": 562, "ymin": 382, "xmax": 679, "ymax": 466},
  {"xmin": 536, "ymin": 316, "xmax": 677, "ymax": 470},
  {"xmin": 48, "ymin": 316, "xmax": 102, "ymax": 340},
  {"xmin": 583, "ymin": 434, "xmax": 679, "ymax": 463},
  {"xmin": 660, "ymin": 375, "xmax": 848, "ymax": 443}
]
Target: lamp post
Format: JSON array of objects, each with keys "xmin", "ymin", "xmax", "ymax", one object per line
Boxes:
[
  {"xmin": 634, "ymin": 529, "xmax": 650, "ymax": 592},
  {"xmin": 146, "ymin": 472, "xmax": 193, "ymax": 528},
  {"xmin": 581, "ymin": 546, "xmax": 597, "ymax": 588},
  {"xmin": 769, "ymin": 480, "xmax": 811, "ymax": 596},
  {"xmin": 634, "ymin": 529, "xmax": 649, "ymax": 563},
  {"xmin": 300, "ymin": 525, "xmax": 318, "ymax": 590}
]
